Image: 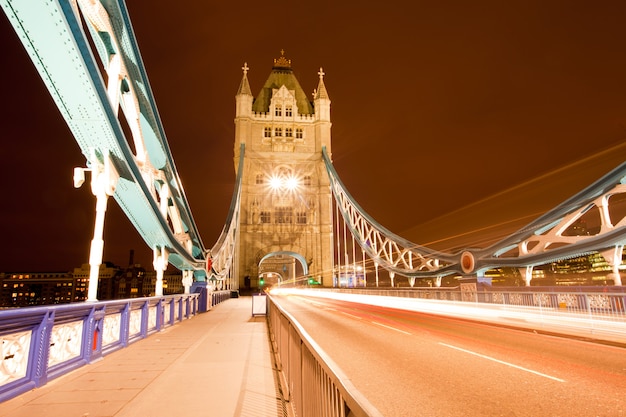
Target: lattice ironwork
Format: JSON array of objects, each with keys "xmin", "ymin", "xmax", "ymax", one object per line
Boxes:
[
  {"xmin": 324, "ymin": 147, "xmax": 626, "ymax": 281},
  {"xmin": 323, "ymin": 148, "xmax": 458, "ymax": 278}
]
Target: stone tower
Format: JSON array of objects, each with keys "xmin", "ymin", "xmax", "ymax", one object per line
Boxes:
[{"xmin": 233, "ymin": 52, "xmax": 333, "ymax": 288}]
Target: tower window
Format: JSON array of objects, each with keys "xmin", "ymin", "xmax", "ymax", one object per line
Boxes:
[
  {"xmin": 303, "ymin": 176, "xmax": 312, "ymax": 186},
  {"xmin": 295, "ymin": 128, "xmax": 303, "ymax": 139},
  {"xmin": 285, "ymin": 106, "xmax": 293, "ymax": 117},
  {"xmin": 275, "ymin": 105, "xmax": 282, "ymax": 117},
  {"xmin": 260, "ymin": 211, "xmax": 271, "ymax": 223},
  {"xmin": 256, "ymin": 174, "xmax": 264, "ymax": 184},
  {"xmin": 285, "ymin": 128, "xmax": 293, "ymax": 137},
  {"xmin": 275, "ymin": 127, "xmax": 282, "ymax": 137},
  {"xmin": 296, "ymin": 211, "xmax": 307, "ymax": 224},
  {"xmin": 264, "ymin": 127, "xmax": 271, "ymax": 137},
  {"xmin": 275, "ymin": 207, "xmax": 293, "ymax": 224}
]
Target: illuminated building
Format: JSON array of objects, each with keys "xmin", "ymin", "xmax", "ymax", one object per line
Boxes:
[
  {"xmin": 0, "ymin": 271, "xmax": 75, "ymax": 307},
  {"xmin": 72, "ymin": 262, "xmax": 120, "ymax": 300},
  {"xmin": 0, "ymin": 263, "xmax": 185, "ymax": 307},
  {"xmin": 234, "ymin": 52, "xmax": 334, "ymax": 288}
]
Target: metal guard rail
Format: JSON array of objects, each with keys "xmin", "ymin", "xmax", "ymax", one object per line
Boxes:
[
  {"xmin": 0, "ymin": 293, "xmax": 207, "ymax": 402},
  {"xmin": 267, "ymin": 295, "xmax": 384, "ymax": 417}
]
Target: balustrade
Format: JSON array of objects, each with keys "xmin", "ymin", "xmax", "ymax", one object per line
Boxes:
[{"xmin": 0, "ymin": 294, "xmax": 200, "ymax": 402}]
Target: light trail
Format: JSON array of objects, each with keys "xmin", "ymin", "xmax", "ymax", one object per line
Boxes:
[{"xmin": 272, "ymin": 288, "xmax": 626, "ymax": 345}]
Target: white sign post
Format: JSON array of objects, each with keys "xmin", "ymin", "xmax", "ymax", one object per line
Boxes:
[{"xmin": 252, "ymin": 293, "xmax": 267, "ymax": 316}]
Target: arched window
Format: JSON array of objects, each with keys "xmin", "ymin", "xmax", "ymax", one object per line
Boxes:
[
  {"xmin": 275, "ymin": 105, "xmax": 282, "ymax": 117},
  {"xmin": 256, "ymin": 174, "xmax": 264, "ymax": 184},
  {"xmin": 264, "ymin": 127, "xmax": 271, "ymax": 137},
  {"xmin": 295, "ymin": 128, "xmax": 303, "ymax": 139},
  {"xmin": 285, "ymin": 128, "xmax": 293, "ymax": 137},
  {"xmin": 285, "ymin": 106, "xmax": 293, "ymax": 117},
  {"xmin": 275, "ymin": 127, "xmax": 282, "ymax": 137}
]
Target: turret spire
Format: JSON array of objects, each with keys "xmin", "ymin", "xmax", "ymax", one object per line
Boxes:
[
  {"xmin": 237, "ymin": 62, "xmax": 252, "ymax": 95},
  {"xmin": 314, "ymin": 67, "xmax": 329, "ymax": 100}
]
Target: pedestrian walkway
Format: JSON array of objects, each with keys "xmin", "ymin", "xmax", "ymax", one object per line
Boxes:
[{"xmin": 0, "ymin": 296, "xmax": 286, "ymax": 417}]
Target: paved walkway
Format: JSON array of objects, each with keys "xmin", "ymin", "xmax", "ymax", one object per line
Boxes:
[{"xmin": 0, "ymin": 297, "xmax": 286, "ymax": 417}]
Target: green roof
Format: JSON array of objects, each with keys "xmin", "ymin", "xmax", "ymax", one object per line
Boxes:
[{"xmin": 252, "ymin": 67, "xmax": 314, "ymax": 115}]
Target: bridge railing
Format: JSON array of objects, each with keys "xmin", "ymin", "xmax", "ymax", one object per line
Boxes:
[
  {"xmin": 267, "ymin": 295, "xmax": 383, "ymax": 417},
  {"xmin": 0, "ymin": 293, "xmax": 202, "ymax": 402}
]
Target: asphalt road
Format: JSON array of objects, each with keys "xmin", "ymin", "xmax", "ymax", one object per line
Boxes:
[{"xmin": 271, "ymin": 294, "xmax": 626, "ymax": 417}]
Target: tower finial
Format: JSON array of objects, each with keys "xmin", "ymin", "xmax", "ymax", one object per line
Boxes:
[
  {"xmin": 273, "ymin": 50, "xmax": 291, "ymax": 69},
  {"xmin": 237, "ymin": 62, "xmax": 252, "ymax": 96},
  {"xmin": 314, "ymin": 66, "xmax": 329, "ymax": 100}
]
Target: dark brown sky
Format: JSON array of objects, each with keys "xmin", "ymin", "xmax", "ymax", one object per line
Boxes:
[{"xmin": 1, "ymin": 1, "xmax": 626, "ymax": 271}]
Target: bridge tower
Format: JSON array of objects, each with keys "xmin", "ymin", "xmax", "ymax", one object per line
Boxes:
[{"xmin": 233, "ymin": 52, "xmax": 333, "ymax": 288}]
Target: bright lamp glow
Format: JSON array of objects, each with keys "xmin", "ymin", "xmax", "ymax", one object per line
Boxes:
[
  {"xmin": 268, "ymin": 174, "xmax": 300, "ymax": 192},
  {"xmin": 285, "ymin": 177, "xmax": 299, "ymax": 190},
  {"xmin": 269, "ymin": 176, "xmax": 283, "ymax": 190}
]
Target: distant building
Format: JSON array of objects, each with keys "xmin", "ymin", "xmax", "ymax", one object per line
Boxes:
[
  {"xmin": 112, "ymin": 263, "xmax": 147, "ymax": 299},
  {"xmin": 0, "ymin": 271, "xmax": 75, "ymax": 307},
  {"xmin": 72, "ymin": 262, "xmax": 121, "ymax": 301},
  {"xmin": 0, "ymin": 262, "xmax": 124, "ymax": 307},
  {"xmin": 1, "ymin": 261, "xmax": 185, "ymax": 307},
  {"xmin": 141, "ymin": 270, "xmax": 184, "ymax": 297},
  {"xmin": 485, "ymin": 252, "xmax": 625, "ymax": 286},
  {"xmin": 76, "ymin": 262, "xmax": 183, "ymax": 299}
]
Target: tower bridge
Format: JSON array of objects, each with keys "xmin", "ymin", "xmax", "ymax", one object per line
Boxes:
[
  {"xmin": 2, "ymin": 2, "xmax": 626, "ymax": 415},
  {"xmin": 2, "ymin": 0, "xmax": 626, "ymax": 298}
]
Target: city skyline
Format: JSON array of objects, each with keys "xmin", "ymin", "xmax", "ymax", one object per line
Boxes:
[{"xmin": 1, "ymin": 2, "xmax": 626, "ymax": 271}]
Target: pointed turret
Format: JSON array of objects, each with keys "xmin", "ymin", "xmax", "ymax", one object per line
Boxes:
[
  {"xmin": 313, "ymin": 67, "xmax": 331, "ymax": 153},
  {"xmin": 234, "ymin": 63, "xmax": 253, "ymax": 166},
  {"xmin": 236, "ymin": 62, "xmax": 253, "ymax": 117},
  {"xmin": 314, "ymin": 68, "xmax": 329, "ymax": 100},
  {"xmin": 237, "ymin": 62, "xmax": 252, "ymax": 96},
  {"xmin": 314, "ymin": 67, "xmax": 331, "ymax": 122}
]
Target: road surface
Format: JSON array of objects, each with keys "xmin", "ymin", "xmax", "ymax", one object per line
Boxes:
[{"xmin": 272, "ymin": 294, "xmax": 626, "ymax": 416}]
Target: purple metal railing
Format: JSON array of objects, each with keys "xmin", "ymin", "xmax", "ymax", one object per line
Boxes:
[{"xmin": 0, "ymin": 293, "xmax": 200, "ymax": 402}]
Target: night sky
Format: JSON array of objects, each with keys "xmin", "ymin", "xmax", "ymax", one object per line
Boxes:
[{"xmin": 2, "ymin": 1, "xmax": 626, "ymax": 272}]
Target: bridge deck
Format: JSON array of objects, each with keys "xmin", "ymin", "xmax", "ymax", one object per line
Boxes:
[{"xmin": 0, "ymin": 297, "xmax": 284, "ymax": 417}]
